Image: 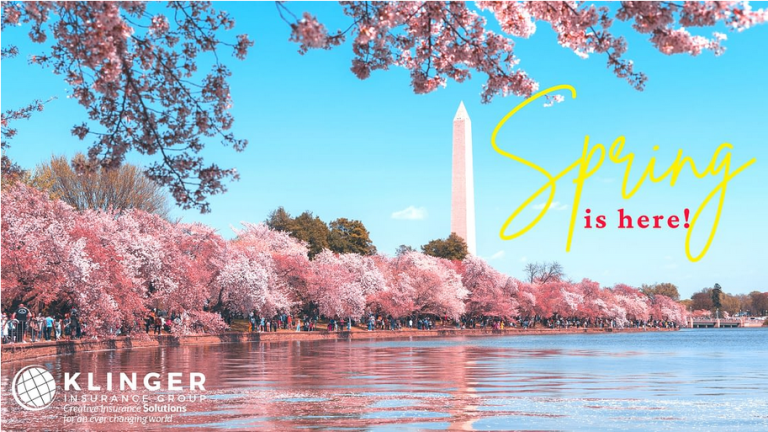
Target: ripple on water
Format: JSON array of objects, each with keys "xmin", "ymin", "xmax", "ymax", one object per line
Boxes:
[
  {"xmin": 361, "ymin": 410, "xmax": 452, "ymax": 419},
  {"xmin": 2, "ymin": 328, "xmax": 766, "ymax": 430},
  {"xmin": 369, "ymin": 399, "xmax": 422, "ymax": 408}
]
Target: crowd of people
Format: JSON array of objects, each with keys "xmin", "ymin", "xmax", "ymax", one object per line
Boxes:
[
  {"xmin": 2, "ymin": 303, "xmax": 682, "ymax": 346},
  {"xmin": 242, "ymin": 313, "xmax": 439, "ymax": 333},
  {"xmin": 1, "ymin": 303, "xmax": 83, "ymax": 344},
  {"xmin": 237, "ymin": 312, "xmax": 682, "ymax": 334},
  {"xmin": 248, "ymin": 312, "xmax": 300, "ymax": 332}
]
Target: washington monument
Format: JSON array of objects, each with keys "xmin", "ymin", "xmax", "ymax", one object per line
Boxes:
[{"xmin": 451, "ymin": 102, "xmax": 476, "ymax": 255}]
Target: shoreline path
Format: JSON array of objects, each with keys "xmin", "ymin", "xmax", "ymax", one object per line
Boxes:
[{"xmin": 1, "ymin": 325, "xmax": 680, "ymax": 364}]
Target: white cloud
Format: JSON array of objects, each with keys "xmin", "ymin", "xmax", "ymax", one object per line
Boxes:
[
  {"xmin": 391, "ymin": 206, "xmax": 428, "ymax": 220},
  {"xmin": 490, "ymin": 250, "xmax": 505, "ymax": 260},
  {"xmin": 532, "ymin": 201, "xmax": 569, "ymax": 211},
  {"xmin": 519, "ymin": 256, "xmax": 528, "ymax": 263}
]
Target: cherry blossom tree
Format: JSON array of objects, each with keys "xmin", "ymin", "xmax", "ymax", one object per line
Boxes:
[
  {"xmin": 461, "ymin": 256, "xmax": 519, "ymax": 319},
  {"xmin": 558, "ymin": 280, "xmax": 585, "ymax": 318},
  {"xmin": 612, "ymin": 283, "xmax": 651, "ymax": 324},
  {"xmin": 514, "ymin": 280, "xmax": 539, "ymax": 318},
  {"xmin": 376, "ymin": 252, "xmax": 467, "ymax": 319},
  {"xmin": 102, "ymin": 209, "xmax": 223, "ymax": 323},
  {"xmin": 173, "ymin": 222, "xmax": 228, "ymax": 311},
  {"xmin": 216, "ymin": 248, "xmax": 287, "ymax": 317},
  {"xmin": 2, "ymin": 184, "xmax": 147, "ymax": 335},
  {"xmin": 1, "ymin": 184, "xmax": 92, "ymax": 314},
  {"xmin": 216, "ymin": 223, "xmax": 308, "ymax": 317},
  {"xmin": 69, "ymin": 209, "xmax": 145, "ymax": 334},
  {"xmin": 525, "ymin": 280, "xmax": 558, "ymax": 318},
  {"xmin": 601, "ymin": 290, "xmax": 629, "ymax": 327},
  {"xmin": 155, "ymin": 223, "xmax": 230, "ymax": 336},
  {"xmin": 369, "ymin": 255, "xmax": 416, "ymax": 319},
  {"xmin": 308, "ymin": 250, "xmax": 386, "ymax": 321},
  {"xmin": 649, "ymin": 294, "xmax": 687, "ymax": 323},
  {"xmin": 233, "ymin": 222, "xmax": 310, "ymax": 258},
  {"xmin": 573, "ymin": 278, "xmax": 606, "ymax": 319},
  {"xmin": 286, "ymin": 1, "xmax": 767, "ymax": 102},
  {"xmin": 230, "ymin": 222, "xmax": 310, "ymax": 309},
  {"xmin": 113, "ymin": 209, "xmax": 229, "ymax": 334},
  {"xmin": 175, "ymin": 310, "xmax": 228, "ymax": 334},
  {"xmin": 89, "ymin": 208, "xmax": 230, "ymax": 334}
]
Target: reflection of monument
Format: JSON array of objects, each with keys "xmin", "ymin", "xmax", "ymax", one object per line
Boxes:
[{"xmin": 451, "ymin": 102, "xmax": 476, "ymax": 255}]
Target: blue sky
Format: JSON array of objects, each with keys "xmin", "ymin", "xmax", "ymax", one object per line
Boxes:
[{"xmin": 2, "ymin": 2, "xmax": 767, "ymax": 299}]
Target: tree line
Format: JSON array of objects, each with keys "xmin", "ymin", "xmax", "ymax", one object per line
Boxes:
[
  {"xmin": 2, "ymin": 183, "xmax": 689, "ymax": 337},
  {"xmin": 3, "ymin": 156, "xmax": 763, "ymax": 335},
  {"xmin": 266, "ymin": 206, "xmax": 471, "ymax": 262},
  {"xmin": 685, "ymin": 285, "xmax": 768, "ymax": 317}
]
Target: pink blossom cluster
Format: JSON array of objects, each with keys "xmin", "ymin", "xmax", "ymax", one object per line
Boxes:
[
  {"xmin": 2, "ymin": 184, "xmax": 227, "ymax": 336},
  {"xmin": 289, "ymin": 12, "xmax": 343, "ymax": 54},
  {"xmin": 372, "ymin": 251, "xmax": 469, "ymax": 320}
]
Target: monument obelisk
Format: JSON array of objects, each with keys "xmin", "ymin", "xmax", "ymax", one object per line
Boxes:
[{"xmin": 451, "ymin": 102, "xmax": 476, "ymax": 255}]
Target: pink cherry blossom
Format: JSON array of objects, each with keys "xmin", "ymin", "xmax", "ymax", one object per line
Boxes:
[
  {"xmin": 308, "ymin": 250, "xmax": 386, "ymax": 320},
  {"xmin": 375, "ymin": 252, "xmax": 467, "ymax": 319},
  {"xmin": 461, "ymin": 256, "xmax": 519, "ymax": 319},
  {"xmin": 285, "ymin": 1, "xmax": 766, "ymax": 102}
]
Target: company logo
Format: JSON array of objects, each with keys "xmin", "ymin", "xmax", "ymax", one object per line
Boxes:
[{"xmin": 12, "ymin": 365, "xmax": 57, "ymax": 411}]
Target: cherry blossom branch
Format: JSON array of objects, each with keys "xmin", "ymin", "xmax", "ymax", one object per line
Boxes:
[
  {"xmin": 2, "ymin": 1, "xmax": 253, "ymax": 213},
  {"xmin": 283, "ymin": 1, "xmax": 766, "ymax": 103}
]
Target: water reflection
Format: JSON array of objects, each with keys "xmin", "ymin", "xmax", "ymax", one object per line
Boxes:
[{"xmin": 1, "ymin": 329, "xmax": 767, "ymax": 430}]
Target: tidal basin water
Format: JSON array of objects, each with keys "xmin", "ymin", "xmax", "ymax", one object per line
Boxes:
[{"xmin": 2, "ymin": 328, "xmax": 767, "ymax": 431}]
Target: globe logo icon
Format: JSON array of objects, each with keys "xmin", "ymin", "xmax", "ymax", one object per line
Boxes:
[{"xmin": 11, "ymin": 366, "xmax": 57, "ymax": 411}]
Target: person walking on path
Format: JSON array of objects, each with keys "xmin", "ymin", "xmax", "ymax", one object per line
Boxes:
[
  {"xmin": 30, "ymin": 314, "xmax": 40, "ymax": 342},
  {"xmin": 1, "ymin": 313, "xmax": 7, "ymax": 344},
  {"xmin": 13, "ymin": 304, "xmax": 29, "ymax": 343},
  {"xmin": 45, "ymin": 315, "xmax": 54, "ymax": 340},
  {"xmin": 154, "ymin": 315, "xmax": 163, "ymax": 335}
]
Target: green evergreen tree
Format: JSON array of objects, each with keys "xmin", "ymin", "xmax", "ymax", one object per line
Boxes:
[
  {"xmin": 421, "ymin": 233, "xmax": 468, "ymax": 261},
  {"xmin": 329, "ymin": 218, "xmax": 376, "ymax": 256},
  {"xmin": 712, "ymin": 283, "xmax": 723, "ymax": 310},
  {"xmin": 291, "ymin": 211, "xmax": 330, "ymax": 259},
  {"xmin": 265, "ymin": 206, "xmax": 294, "ymax": 232}
]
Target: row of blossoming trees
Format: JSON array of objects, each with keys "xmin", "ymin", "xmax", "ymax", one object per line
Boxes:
[{"xmin": 2, "ymin": 184, "xmax": 687, "ymax": 337}]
